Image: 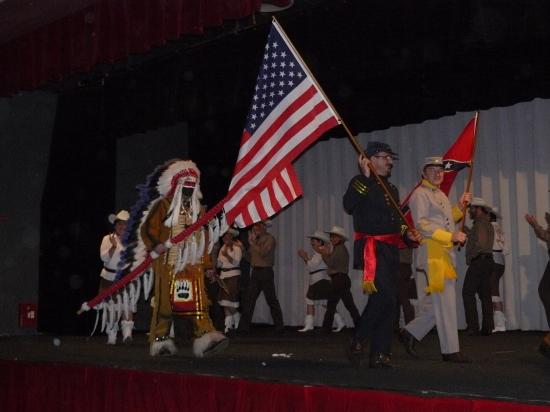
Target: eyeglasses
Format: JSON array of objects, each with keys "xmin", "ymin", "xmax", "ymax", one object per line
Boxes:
[{"xmin": 372, "ymin": 154, "xmax": 395, "ymax": 161}]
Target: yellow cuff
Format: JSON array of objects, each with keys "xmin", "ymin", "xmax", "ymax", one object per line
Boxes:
[
  {"xmin": 452, "ymin": 206, "xmax": 463, "ymax": 223},
  {"xmin": 432, "ymin": 228, "xmax": 453, "ymax": 245}
]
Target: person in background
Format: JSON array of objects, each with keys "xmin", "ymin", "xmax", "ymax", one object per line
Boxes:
[
  {"xmin": 525, "ymin": 212, "xmax": 550, "ymax": 360},
  {"xmin": 489, "ymin": 206, "xmax": 507, "ymax": 332},
  {"xmin": 238, "ymin": 220, "xmax": 284, "ymax": 334},
  {"xmin": 462, "ymin": 197, "xmax": 495, "ymax": 336},
  {"xmin": 319, "ymin": 226, "xmax": 361, "ymax": 335},
  {"xmin": 217, "ymin": 228, "xmax": 243, "ymax": 334},
  {"xmin": 297, "ymin": 230, "xmax": 346, "ymax": 333},
  {"xmin": 99, "ymin": 210, "xmax": 133, "ymax": 345},
  {"xmin": 395, "ymin": 246, "xmax": 416, "ymax": 330}
]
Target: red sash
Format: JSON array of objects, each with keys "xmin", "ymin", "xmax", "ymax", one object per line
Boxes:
[{"xmin": 354, "ymin": 233, "xmax": 405, "ymax": 284}]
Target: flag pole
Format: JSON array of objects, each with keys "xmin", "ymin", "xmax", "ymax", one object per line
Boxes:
[
  {"xmin": 459, "ymin": 111, "xmax": 479, "ymax": 234},
  {"xmin": 272, "ymin": 17, "xmax": 412, "ymax": 228}
]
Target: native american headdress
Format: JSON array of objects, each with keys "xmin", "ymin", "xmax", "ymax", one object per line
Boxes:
[{"xmin": 93, "ymin": 159, "xmax": 227, "ymax": 336}]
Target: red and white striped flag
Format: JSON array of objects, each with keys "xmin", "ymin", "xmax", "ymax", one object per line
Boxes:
[{"xmin": 224, "ymin": 20, "xmax": 340, "ymax": 227}]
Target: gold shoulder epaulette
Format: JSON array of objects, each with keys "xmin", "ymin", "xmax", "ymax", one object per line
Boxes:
[{"xmin": 352, "ymin": 178, "xmax": 369, "ymax": 195}]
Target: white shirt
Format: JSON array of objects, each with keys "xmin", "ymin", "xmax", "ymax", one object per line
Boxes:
[
  {"xmin": 491, "ymin": 221, "xmax": 506, "ymax": 266},
  {"xmin": 99, "ymin": 234, "xmax": 124, "ymax": 281},
  {"xmin": 306, "ymin": 252, "xmax": 329, "ymax": 285},
  {"xmin": 217, "ymin": 244, "xmax": 242, "ymax": 279}
]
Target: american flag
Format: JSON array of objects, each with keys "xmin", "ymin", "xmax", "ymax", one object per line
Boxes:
[{"xmin": 224, "ymin": 20, "xmax": 340, "ymax": 228}]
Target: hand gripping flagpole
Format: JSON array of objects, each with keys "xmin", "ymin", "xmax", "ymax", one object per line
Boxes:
[{"xmin": 273, "ymin": 16, "xmax": 414, "ymax": 230}]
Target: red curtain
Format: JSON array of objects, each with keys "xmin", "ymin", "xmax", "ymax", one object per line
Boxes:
[
  {"xmin": 1, "ymin": 360, "xmax": 548, "ymax": 412},
  {"xmin": 0, "ymin": 0, "xmax": 261, "ymax": 96}
]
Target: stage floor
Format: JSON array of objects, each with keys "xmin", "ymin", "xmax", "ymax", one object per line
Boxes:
[{"xmin": 1, "ymin": 327, "xmax": 550, "ymax": 406}]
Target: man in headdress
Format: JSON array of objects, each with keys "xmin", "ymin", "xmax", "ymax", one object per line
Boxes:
[
  {"xmin": 344, "ymin": 141, "xmax": 421, "ymax": 368},
  {"xmin": 138, "ymin": 159, "xmax": 227, "ymax": 357}
]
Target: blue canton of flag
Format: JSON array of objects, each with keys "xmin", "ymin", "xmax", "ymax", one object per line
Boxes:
[
  {"xmin": 224, "ymin": 20, "xmax": 340, "ymax": 227},
  {"xmin": 245, "ymin": 27, "xmax": 306, "ymax": 133}
]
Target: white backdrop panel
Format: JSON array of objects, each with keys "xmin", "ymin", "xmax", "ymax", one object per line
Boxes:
[{"xmin": 250, "ymin": 99, "xmax": 550, "ymax": 331}]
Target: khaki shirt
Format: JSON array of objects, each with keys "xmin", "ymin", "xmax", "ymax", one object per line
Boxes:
[
  {"xmin": 465, "ymin": 218, "xmax": 494, "ymax": 265},
  {"xmin": 249, "ymin": 232, "xmax": 276, "ymax": 267},
  {"xmin": 323, "ymin": 243, "xmax": 349, "ymax": 275}
]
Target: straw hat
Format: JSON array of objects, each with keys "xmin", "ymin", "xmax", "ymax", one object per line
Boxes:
[
  {"xmin": 108, "ymin": 210, "xmax": 130, "ymax": 224},
  {"xmin": 469, "ymin": 197, "xmax": 491, "ymax": 211},
  {"xmin": 325, "ymin": 225, "xmax": 348, "ymax": 241},
  {"xmin": 306, "ymin": 230, "xmax": 330, "ymax": 244}
]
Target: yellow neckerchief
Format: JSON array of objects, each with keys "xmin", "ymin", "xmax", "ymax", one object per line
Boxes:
[{"xmin": 420, "ymin": 179, "xmax": 457, "ymax": 293}]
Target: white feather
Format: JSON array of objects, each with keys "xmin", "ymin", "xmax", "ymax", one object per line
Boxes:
[
  {"xmin": 144, "ymin": 269, "xmax": 154, "ymax": 300},
  {"xmin": 192, "ymin": 331, "xmax": 227, "ymax": 358},
  {"xmin": 189, "ymin": 235, "xmax": 198, "ymax": 265},
  {"xmin": 219, "ymin": 212, "xmax": 229, "ymax": 237},
  {"xmin": 100, "ymin": 302, "xmax": 107, "ymax": 333},
  {"xmin": 106, "ymin": 299, "xmax": 115, "ymax": 331},
  {"xmin": 179, "ymin": 242, "xmax": 189, "ymax": 271},
  {"xmin": 212, "ymin": 218, "xmax": 220, "ymax": 245},
  {"xmin": 197, "ymin": 228, "xmax": 205, "ymax": 259},
  {"xmin": 114, "ymin": 294, "xmax": 122, "ymax": 324},
  {"xmin": 129, "ymin": 281, "xmax": 138, "ymax": 313},
  {"xmin": 207, "ymin": 223, "xmax": 215, "ymax": 254},
  {"xmin": 91, "ymin": 306, "xmax": 101, "ymax": 337},
  {"xmin": 122, "ymin": 288, "xmax": 130, "ymax": 320}
]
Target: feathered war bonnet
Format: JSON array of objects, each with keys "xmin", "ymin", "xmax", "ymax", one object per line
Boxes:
[{"xmin": 157, "ymin": 160, "xmax": 203, "ymax": 228}]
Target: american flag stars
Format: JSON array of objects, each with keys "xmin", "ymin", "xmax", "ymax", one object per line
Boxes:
[{"xmin": 245, "ymin": 35, "xmax": 306, "ymax": 133}]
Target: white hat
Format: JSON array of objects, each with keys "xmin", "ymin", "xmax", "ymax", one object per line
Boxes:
[
  {"xmin": 325, "ymin": 225, "xmax": 348, "ymax": 241},
  {"xmin": 423, "ymin": 156, "xmax": 444, "ymax": 169},
  {"xmin": 108, "ymin": 210, "xmax": 130, "ymax": 224},
  {"xmin": 306, "ymin": 230, "xmax": 330, "ymax": 244},
  {"xmin": 488, "ymin": 205, "xmax": 501, "ymax": 219},
  {"xmin": 469, "ymin": 197, "xmax": 491, "ymax": 210}
]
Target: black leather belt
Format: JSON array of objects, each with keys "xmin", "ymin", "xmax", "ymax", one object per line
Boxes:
[
  {"xmin": 220, "ymin": 267, "xmax": 240, "ymax": 272},
  {"xmin": 309, "ymin": 269, "xmax": 326, "ymax": 275},
  {"xmin": 103, "ymin": 266, "xmax": 117, "ymax": 273},
  {"xmin": 472, "ymin": 254, "xmax": 493, "ymax": 262}
]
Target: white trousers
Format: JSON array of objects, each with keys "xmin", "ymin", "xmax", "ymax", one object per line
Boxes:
[{"xmin": 405, "ymin": 277, "xmax": 460, "ymax": 355}]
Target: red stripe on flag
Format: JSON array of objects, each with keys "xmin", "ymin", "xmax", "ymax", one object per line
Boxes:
[
  {"xmin": 275, "ymin": 172, "xmax": 293, "ymax": 204},
  {"xmin": 255, "ymin": 192, "xmax": 269, "ymax": 221},
  {"xmin": 232, "ymin": 84, "xmax": 318, "ymax": 176},
  {"xmin": 225, "ymin": 115, "xmax": 337, "ymax": 224},
  {"xmin": 228, "ymin": 110, "xmax": 336, "ymax": 206},
  {"xmin": 267, "ymin": 179, "xmax": 282, "ymax": 211},
  {"xmin": 285, "ymin": 166, "xmax": 303, "ymax": 197}
]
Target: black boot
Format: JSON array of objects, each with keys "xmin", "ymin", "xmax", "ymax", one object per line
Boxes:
[
  {"xmin": 369, "ymin": 353, "xmax": 393, "ymax": 369},
  {"xmin": 346, "ymin": 338, "xmax": 365, "ymax": 367},
  {"xmin": 441, "ymin": 352, "xmax": 472, "ymax": 363},
  {"xmin": 398, "ymin": 329, "xmax": 419, "ymax": 359}
]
